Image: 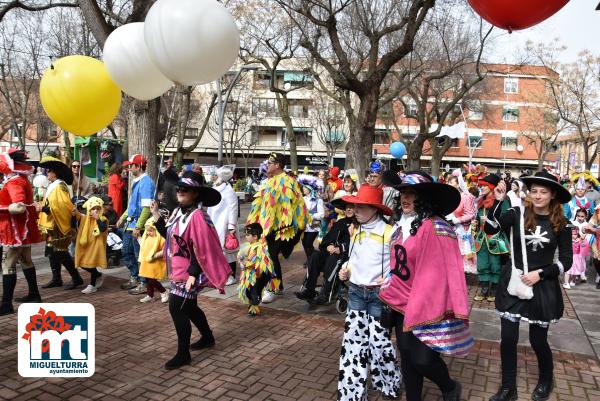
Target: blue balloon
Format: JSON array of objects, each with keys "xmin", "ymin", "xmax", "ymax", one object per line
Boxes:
[{"xmin": 390, "ymin": 141, "xmax": 406, "ymax": 159}]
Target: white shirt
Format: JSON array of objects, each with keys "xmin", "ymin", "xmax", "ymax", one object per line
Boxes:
[
  {"xmin": 395, "ymin": 213, "xmax": 417, "ymax": 244},
  {"xmin": 347, "ymin": 218, "xmax": 392, "ymax": 286}
]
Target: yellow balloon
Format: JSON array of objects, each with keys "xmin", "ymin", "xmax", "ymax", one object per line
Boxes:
[{"xmin": 40, "ymin": 55, "xmax": 122, "ymax": 137}]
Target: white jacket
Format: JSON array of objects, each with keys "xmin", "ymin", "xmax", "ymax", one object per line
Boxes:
[{"xmin": 207, "ymin": 182, "xmax": 239, "ymax": 263}]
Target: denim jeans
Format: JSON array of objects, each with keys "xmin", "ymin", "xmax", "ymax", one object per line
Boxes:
[
  {"xmin": 121, "ymin": 230, "xmax": 142, "ymax": 281},
  {"xmin": 347, "ymin": 282, "xmax": 383, "ymax": 318}
]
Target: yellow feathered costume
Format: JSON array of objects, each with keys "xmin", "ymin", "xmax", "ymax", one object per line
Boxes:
[
  {"xmin": 74, "ymin": 196, "xmax": 108, "ymax": 269},
  {"xmin": 247, "ymin": 172, "xmax": 310, "ymax": 241},
  {"xmin": 38, "ymin": 180, "xmax": 75, "ymax": 251},
  {"xmin": 138, "ymin": 217, "xmax": 167, "ymax": 280},
  {"xmin": 571, "ymin": 171, "xmax": 600, "ymax": 188},
  {"xmin": 237, "ymin": 240, "xmax": 277, "ymax": 315}
]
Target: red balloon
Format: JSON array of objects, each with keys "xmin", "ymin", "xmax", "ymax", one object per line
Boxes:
[{"xmin": 468, "ymin": 0, "xmax": 570, "ymax": 32}]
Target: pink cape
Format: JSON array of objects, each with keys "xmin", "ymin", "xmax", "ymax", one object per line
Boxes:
[{"xmin": 379, "ymin": 218, "xmax": 469, "ymax": 331}]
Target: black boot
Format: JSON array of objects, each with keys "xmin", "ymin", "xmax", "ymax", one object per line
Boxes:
[
  {"xmin": 63, "ymin": 257, "xmax": 83, "ymax": 290},
  {"xmin": 190, "ymin": 334, "xmax": 215, "ymax": 350},
  {"xmin": 295, "ymin": 288, "xmax": 316, "ymax": 301},
  {"xmin": 0, "ymin": 274, "xmax": 17, "ymax": 316},
  {"xmin": 15, "ymin": 267, "xmax": 42, "ymax": 303},
  {"xmin": 489, "ymin": 387, "xmax": 518, "ymax": 401},
  {"xmin": 164, "ymin": 347, "xmax": 191, "ymax": 370},
  {"xmin": 310, "ymin": 284, "xmax": 332, "ymax": 305},
  {"xmin": 443, "ymin": 380, "xmax": 462, "ymax": 401},
  {"xmin": 42, "ymin": 264, "xmax": 63, "ymax": 288},
  {"xmin": 532, "ymin": 379, "xmax": 554, "ymax": 401}
]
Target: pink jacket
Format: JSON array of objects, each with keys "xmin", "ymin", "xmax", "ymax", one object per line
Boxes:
[
  {"xmin": 165, "ymin": 209, "xmax": 231, "ymax": 293},
  {"xmin": 379, "ymin": 217, "xmax": 469, "ymax": 331},
  {"xmin": 453, "ymin": 191, "xmax": 476, "ymax": 229}
]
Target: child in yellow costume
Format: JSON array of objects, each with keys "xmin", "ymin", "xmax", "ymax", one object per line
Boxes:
[
  {"xmin": 73, "ymin": 196, "xmax": 108, "ymax": 294},
  {"xmin": 138, "ymin": 217, "xmax": 168, "ymax": 304},
  {"xmin": 237, "ymin": 223, "xmax": 277, "ymax": 316}
]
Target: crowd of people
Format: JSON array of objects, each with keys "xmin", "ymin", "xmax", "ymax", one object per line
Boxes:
[{"xmin": 1, "ymin": 146, "xmax": 593, "ymax": 401}]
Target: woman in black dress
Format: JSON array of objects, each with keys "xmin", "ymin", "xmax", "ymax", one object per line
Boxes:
[{"xmin": 486, "ymin": 170, "xmax": 572, "ymax": 401}]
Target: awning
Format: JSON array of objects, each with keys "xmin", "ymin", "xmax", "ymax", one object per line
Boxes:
[
  {"xmin": 501, "ymin": 131, "xmax": 517, "ymax": 138},
  {"xmin": 283, "ymin": 72, "xmax": 312, "ymax": 82}
]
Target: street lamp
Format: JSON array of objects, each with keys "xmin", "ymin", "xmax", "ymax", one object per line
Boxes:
[{"xmin": 216, "ymin": 65, "xmax": 259, "ymax": 166}]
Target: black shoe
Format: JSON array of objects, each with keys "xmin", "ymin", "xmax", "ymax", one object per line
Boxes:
[
  {"xmin": 532, "ymin": 380, "xmax": 554, "ymax": 401},
  {"xmin": 15, "ymin": 293, "xmax": 42, "ymax": 303},
  {"xmin": 42, "ymin": 280, "xmax": 62, "ymax": 289},
  {"xmin": 443, "ymin": 381, "xmax": 461, "ymax": 401},
  {"xmin": 164, "ymin": 352, "xmax": 191, "ymax": 370},
  {"xmin": 489, "ymin": 387, "xmax": 518, "ymax": 401},
  {"xmin": 596, "ymin": 282, "xmax": 600, "ymax": 290},
  {"xmin": 64, "ymin": 278, "xmax": 84, "ymax": 290},
  {"xmin": 190, "ymin": 335, "xmax": 215, "ymax": 350},
  {"xmin": 0, "ymin": 302, "xmax": 15, "ymax": 316},
  {"xmin": 295, "ymin": 288, "xmax": 316, "ymax": 301},
  {"xmin": 310, "ymin": 292, "xmax": 330, "ymax": 305}
]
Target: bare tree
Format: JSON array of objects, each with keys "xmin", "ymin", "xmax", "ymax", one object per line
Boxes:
[
  {"xmin": 310, "ymin": 87, "xmax": 347, "ymax": 164},
  {"xmin": 531, "ymin": 43, "xmax": 600, "ymax": 171}
]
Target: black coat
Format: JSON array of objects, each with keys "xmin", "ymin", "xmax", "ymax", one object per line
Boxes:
[{"xmin": 319, "ymin": 217, "xmax": 353, "ymax": 257}]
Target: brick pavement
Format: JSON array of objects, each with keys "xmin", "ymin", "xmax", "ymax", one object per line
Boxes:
[{"xmin": 1, "ymin": 271, "xmax": 600, "ymax": 401}]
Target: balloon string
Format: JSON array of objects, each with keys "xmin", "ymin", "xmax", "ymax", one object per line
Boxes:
[{"xmin": 154, "ymin": 90, "xmax": 179, "ymax": 199}]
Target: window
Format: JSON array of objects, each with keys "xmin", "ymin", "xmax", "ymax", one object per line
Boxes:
[
  {"xmin": 374, "ymin": 129, "xmax": 391, "ymax": 145},
  {"xmin": 401, "ymin": 132, "xmax": 417, "ymax": 143},
  {"xmin": 282, "ymin": 128, "xmax": 312, "ymax": 147},
  {"xmin": 450, "ymin": 138, "xmax": 459, "ymax": 148},
  {"xmin": 502, "ymin": 107, "xmax": 519, "ymax": 122},
  {"xmin": 190, "ymin": 100, "xmax": 201, "ymax": 112},
  {"xmin": 257, "ymin": 128, "xmax": 278, "ymax": 145},
  {"xmin": 288, "ymin": 99, "xmax": 312, "ymax": 118},
  {"xmin": 225, "ymin": 100, "xmax": 238, "ymax": 114},
  {"xmin": 404, "ymin": 104, "xmax": 417, "ymax": 118},
  {"xmin": 253, "ymin": 71, "xmax": 271, "ymax": 90},
  {"xmin": 184, "ymin": 128, "xmax": 198, "ymax": 139},
  {"xmin": 378, "ymin": 103, "xmax": 393, "ymax": 119},
  {"xmin": 252, "ymin": 98, "xmax": 278, "ymax": 117},
  {"xmin": 326, "ymin": 130, "xmax": 345, "ymax": 143},
  {"xmin": 504, "ymin": 77, "xmax": 519, "ymax": 93},
  {"xmin": 545, "ymin": 142, "xmax": 559, "ymax": 152},
  {"xmin": 501, "ymin": 136, "xmax": 518, "ymax": 151},
  {"xmin": 468, "ymin": 102, "xmax": 483, "ymax": 120},
  {"xmin": 467, "ymin": 135, "xmax": 482, "ymax": 148}
]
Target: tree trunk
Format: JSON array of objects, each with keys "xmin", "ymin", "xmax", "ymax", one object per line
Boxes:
[
  {"xmin": 407, "ymin": 134, "xmax": 427, "ymax": 170},
  {"xmin": 429, "ymin": 147, "xmax": 442, "ymax": 178},
  {"xmin": 346, "ymin": 90, "xmax": 379, "ymax": 181},
  {"xmin": 127, "ymin": 98, "xmax": 160, "ymax": 179},
  {"xmin": 78, "ymin": 0, "xmax": 113, "ymax": 47},
  {"xmin": 63, "ymin": 130, "xmax": 73, "ymax": 162},
  {"xmin": 276, "ymin": 94, "xmax": 297, "ymax": 172}
]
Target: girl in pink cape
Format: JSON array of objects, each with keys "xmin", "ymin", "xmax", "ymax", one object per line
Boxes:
[
  {"xmin": 379, "ymin": 171, "xmax": 469, "ymax": 401},
  {"xmin": 150, "ymin": 171, "xmax": 231, "ymax": 370}
]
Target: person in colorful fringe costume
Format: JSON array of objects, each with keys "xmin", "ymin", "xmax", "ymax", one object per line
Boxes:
[
  {"xmin": 564, "ymin": 176, "xmax": 595, "ymax": 220},
  {"xmin": 247, "ymin": 152, "xmax": 310, "ymax": 304},
  {"xmin": 138, "ymin": 217, "xmax": 169, "ymax": 304},
  {"xmin": 37, "ymin": 156, "xmax": 84, "ymax": 291},
  {"xmin": 0, "ymin": 149, "xmax": 43, "ymax": 315},
  {"xmin": 73, "ymin": 196, "xmax": 108, "ymax": 294},
  {"xmin": 474, "ymin": 174, "xmax": 510, "ymax": 302},
  {"xmin": 237, "ymin": 223, "xmax": 277, "ymax": 316}
]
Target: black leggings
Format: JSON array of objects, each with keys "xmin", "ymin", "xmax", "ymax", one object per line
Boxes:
[
  {"xmin": 169, "ymin": 295, "xmax": 212, "ymax": 354},
  {"xmin": 500, "ymin": 318, "xmax": 552, "ymax": 388},
  {"xmin": 81, "ymin": 267, "xmax": 101, "ymax": 286},
  {"xmin": 49, "ymin": 251, "xmax": 80, "ymax": 281},
  {"xmin": 394, "ymin": 313, "xmax": 455, "ymax": 401},
  {"xmin": 593, "ymin": 258, "xmax": 600, "ymax": 282},
  {"xmin": 301, "ymin": 232, "xmax": 318, "ymax": 260}
]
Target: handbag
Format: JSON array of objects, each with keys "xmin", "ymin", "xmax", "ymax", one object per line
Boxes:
[
  {"xmin": 507, "ymin": 207, "xmax": 534, "ymax": 300},
  {"xmin": 224, "ymin": 232, "xmax": 239, "ymax": 250},
  {"xmin": 412, "ymin": 319, "xmax": 474, "ymax": 356}
]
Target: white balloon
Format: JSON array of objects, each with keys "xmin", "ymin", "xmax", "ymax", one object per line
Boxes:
[
  {"xmin": 103, "ymin": 22, "xmax": 173, "ymax": 100},
  {"xmin": 144, "ymin": 0, "xmax": 240, "ymax": 86}
]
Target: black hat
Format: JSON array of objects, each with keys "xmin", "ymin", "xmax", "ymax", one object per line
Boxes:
[
  {"xmin": 267, "ymin": 152, "xmax": 285, "ymax": 167},
  {"xmin": 177, "ymin": 171, "xmax": 221, "ymax": 207},
  {"xmin": 330, "ymin": 197, "xmax": 356, "ymax": 210},
  {"xmin": 394, "ymin": 170, "xmax": 461, "ymax": 216},
  {"xmin": 479, "ymin": 174, "xmax": 501, "ymax": 188},
  {"xmin": 101, "ymin": 195, "xmax": 113, "ymax": 205},
  {"xmin": 39, "ymin": 156, "xmax": 74, "ymax": 185},
  {"xmin": 521, "ymin": 170, "xmax": 572, "ymax": 204},
  {"xmin": 382, "ymin": 170, "xmax": 402, "ymax": 187}
]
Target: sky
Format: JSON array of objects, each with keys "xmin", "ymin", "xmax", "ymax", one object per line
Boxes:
[{"xmin": 490, "ymin": 0, "xmax": 600, "ymax": 63}]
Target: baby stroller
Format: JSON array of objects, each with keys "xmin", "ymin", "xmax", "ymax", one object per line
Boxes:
[{"xmin": 106, "ymin": 232, "xmax": 123, "ymax": 267}]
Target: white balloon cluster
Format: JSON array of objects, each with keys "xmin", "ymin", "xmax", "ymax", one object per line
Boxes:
[{"xmin": 103, "ymin": 0, "xmax": 240, "ymax": 101}]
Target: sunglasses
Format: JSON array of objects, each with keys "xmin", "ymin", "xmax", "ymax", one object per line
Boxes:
[
  {"xmin": 72, "ymin": 165, "xmax": 80, "ymax": 168},
  {"xmin": 175, "ymin": 186, "xmax": 190, "ymax": 193}
]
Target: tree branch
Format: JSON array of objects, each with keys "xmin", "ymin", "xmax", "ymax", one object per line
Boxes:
[{"xmin": 0, "ymin": 0, "xmax": 78, "ymax": 22}]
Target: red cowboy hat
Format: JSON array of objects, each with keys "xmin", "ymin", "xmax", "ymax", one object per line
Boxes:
[{"xmin": 342, "ymin": 184, "xmax": 392, "ymax": 216}]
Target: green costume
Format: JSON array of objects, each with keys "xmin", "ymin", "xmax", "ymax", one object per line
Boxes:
[{"xmin": 474, "ymin": 199, "xmax": 510, "ymax": 284}]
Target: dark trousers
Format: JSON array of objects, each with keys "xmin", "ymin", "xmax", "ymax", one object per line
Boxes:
[
  {"xmin": 81, "ymin": 267, "xmax": 101, "ymax": 286},
  {"xmin": 169, "ymin": 295, "xmax": 213, "ymax": 356},
  {"xmin": 146, "ymin": 279, "xmax": 166, "ymax": 297},
  {"xmin": 301, "ymin": 232, "xmax": 318, "ymax": 260},
  {"xmin": 247, "ymin": 275, "xmax": 270, "ymax": 306},
  {"xmin": 229, "ymin": 262, "xmax": 237, "ymax": 278},
  {"xmin": 266, "ymin": 235, "xmax": 283, "ymax": 291},
  {"xmin": 394, "ymin": 313, "xmax": 455, "ymax": 401},
  {"xmin": 593, "ymin": 258, "xmax": 600, "ymax": 282},
  {"xmin": 305, "ymin": 250, "xmax": 341, "ymax": 292},
  {"xmin": 49, "ymin": 250, "xmax": 80, "ymax": 282},
  {"xmin": 500, "ymin": 318, "xmax": 553, "ymax": 389}
]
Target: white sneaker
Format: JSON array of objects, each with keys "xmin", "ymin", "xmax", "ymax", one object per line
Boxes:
[
  {"xmin": 95, "ymin": 274, "xmax": 104, "ymax": 289},
  {"xmin": 226, "ymin": 276, "xmax": 237, "ymax": 286},
  {"xmin": 261, "ymin": 291, "xmax": 276, "ymax": 304},
  {"xmin": 160, "ymin": 290, "xmax": 170, "ymax": 303},
  {"xmin": 81, "ymin": 285, "xmax": 97, "ymax": 294},
  {"xmin": 563, "ymin": 282, "xmax": 571, "ymax": 289},
  {"xmin": 140, "ymin": 295, "xmax": 154, "ymax": 303}
]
